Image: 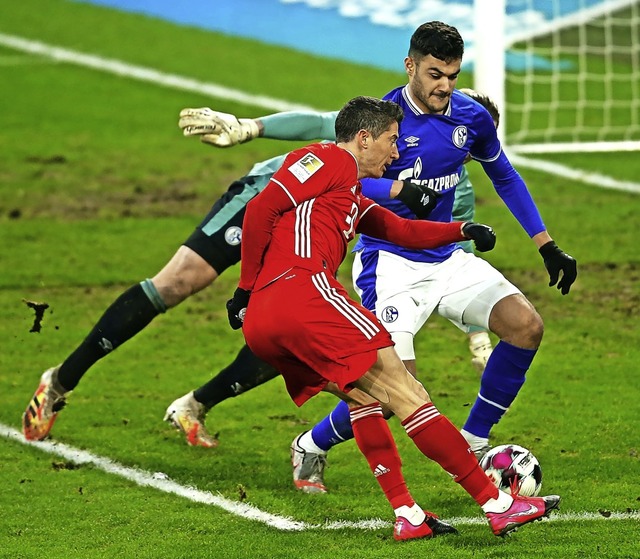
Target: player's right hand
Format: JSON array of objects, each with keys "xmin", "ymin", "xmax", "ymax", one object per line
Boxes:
[
  {"xmin": 462, "ymin": 222, "xmax": 496, "ymax": 252},
  {"xmin": 226, "ymin": 287, "xmax": 252, "ymax": 329},
  {"xmin": 395, "ymin": 180, "xmax": 440, "ymax": 219},
  {"xmin": 178, "ymin": 108, "xmax": 259, "ymax": 147}
]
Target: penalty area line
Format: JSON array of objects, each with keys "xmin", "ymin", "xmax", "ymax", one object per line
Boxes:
[{"xmin": 2, "ymin": 423, "xmax": 638, "ymax": 531}]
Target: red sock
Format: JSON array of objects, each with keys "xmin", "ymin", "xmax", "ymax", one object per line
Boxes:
[
  {"xmin": 402, "ymin": 403, "xmax": 498, "ymax": 506},
  {"xmin": 350, "ymin": 403, "xmax": 414, "ymax": 510}
]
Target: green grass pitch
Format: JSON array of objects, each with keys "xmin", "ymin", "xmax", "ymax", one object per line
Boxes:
[{"xmin": 0, "ymin": 1, "xmax": 638, "ymax": 558}]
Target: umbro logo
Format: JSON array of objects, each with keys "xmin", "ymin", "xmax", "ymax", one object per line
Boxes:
[
  {"xmin": 230, "ymin": 382, "xmax": 244, "ymax": 395},
  {"xmin": 99, "ymin": 337, "xmax": 113, "ymax": 353},
  {"xmin": 373, "ymin": 464, "xmax": 390, "ymax": 477},
  {"xmin": 404, "ymin": 135, "xmax": 420, "ymax": 147}
]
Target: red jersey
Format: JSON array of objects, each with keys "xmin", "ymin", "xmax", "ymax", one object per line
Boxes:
[
  {"xmin": 239, "ymin": 142, "xmax": 470, "ymax": 405},
  {"xmin": 240, "ymin": 143, "xmax": 372, "ymax": 292},
  {"xmin": 240, "ymin": 142, "xmax": 466, "ymax": 293}
]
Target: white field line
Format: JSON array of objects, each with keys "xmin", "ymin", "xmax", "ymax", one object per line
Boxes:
[
  {"xmin": 508, "ymin": 152, "xmax": 640, "ymax": 195},
  {"xmin": 2, "ymin": 423, "xmax": 639, "ymax": 531},
  {"xmin": 0, "ymin": 33, "xmax": 317, "ymax": 113},
  {"xmin": 0, "ymin": 32, "xmax": 637, "ymax": 195}
]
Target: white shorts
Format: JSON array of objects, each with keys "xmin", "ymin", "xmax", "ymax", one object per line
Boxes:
[{"xmin": 352, "ymin": 249, "xmax": 521, "ymax": 360}]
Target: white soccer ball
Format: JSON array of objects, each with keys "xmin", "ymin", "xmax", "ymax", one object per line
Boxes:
[{"xmin": 480, "ymin": 444, "xmax": 543, "ymax": 497}]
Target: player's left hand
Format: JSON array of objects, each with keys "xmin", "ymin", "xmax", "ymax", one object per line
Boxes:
[
  {"xmin": 226, "ymin": 287, "xmax": 251, "ymax": 329},
  {"xmin": 538, "ymin": 241, "xmax": 577, "ymax": 295},
  {"xmin": 462, "ymin": 222, "xmax": 496, "ymax": 252}
]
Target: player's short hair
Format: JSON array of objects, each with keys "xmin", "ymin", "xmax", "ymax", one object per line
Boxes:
[
  {"xmin": 459, "ymin": 88, "xmax": 501, "ymax": 128},
  {"xmin": 335, "ymin": 96, "xmax": 404, "ymax": 143},
  {"xmin": 408, "ymin": 21, "xmax": 464, "ymax": 64}
]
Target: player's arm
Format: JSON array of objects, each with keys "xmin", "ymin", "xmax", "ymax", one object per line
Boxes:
[
  {"xmin": 481, "ymin": 151, "xmax": 577, "ymax": 294},
  {"xmin": 356, "ymin": 203, "xmax": 496, "ymax": 252},
  {"xmin": 227, "ymin": 179, "xmax": 295, "ymax": 329},
  {"xmin": 238, "ymin": 183, "xmax": 293, "ymax": 291},
  {"xmin": 179, "ymin": 108, "xmax": 338, "ymax": 147},
  {"xmin": 361, "ymin": 178, "xmax": 440, "ymax": 218}
]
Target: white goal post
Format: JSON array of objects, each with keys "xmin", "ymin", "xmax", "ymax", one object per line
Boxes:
[{"xmin": 474, "ymin": 0, "xmax": 640, "ymax": 154}]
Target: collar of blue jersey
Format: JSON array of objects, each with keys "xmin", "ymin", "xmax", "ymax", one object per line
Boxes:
[{"xmin": 402, "ymin": 85, "xmax": 452, "ymax": 117}]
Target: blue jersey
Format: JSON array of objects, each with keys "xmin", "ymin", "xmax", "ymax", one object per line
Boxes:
[{"xmin": 354, "ymin": 86, "xmax": 546, "ymax": 263}]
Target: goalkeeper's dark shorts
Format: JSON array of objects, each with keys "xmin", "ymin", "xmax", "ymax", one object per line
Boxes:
[{"xmin": 182, "ymin": 176, "xmax": 260, "ymax": 275}]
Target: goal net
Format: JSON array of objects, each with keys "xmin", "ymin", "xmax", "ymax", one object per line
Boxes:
[{"xmin": 474, "ymin": 0, "xmax": 640, "ymax": 154}]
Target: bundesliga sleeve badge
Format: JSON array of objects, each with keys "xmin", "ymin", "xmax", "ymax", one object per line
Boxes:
[{"xmin": 288, "ymin": 152, "xmax": 324, "ymax": 183}]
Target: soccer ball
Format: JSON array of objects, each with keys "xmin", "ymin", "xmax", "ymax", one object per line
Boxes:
[{"xmin": 480, "ymin": 444, "xmax": 542, "ymax": 497}]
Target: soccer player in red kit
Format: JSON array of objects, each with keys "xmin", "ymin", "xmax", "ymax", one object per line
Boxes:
[{"xmin": 227, "ymin": 96, "xmax": 560, "ymax": 540}]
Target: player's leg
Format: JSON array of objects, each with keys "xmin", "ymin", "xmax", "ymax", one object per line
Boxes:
[
  {"xmin": 460, "ymin": 292, "xmax": 542, "ymax": 457},
  {"xmin": 290, "ymin": 251, "xmax": 426, "ymax": 488},
  {"xmin": 290, "ymin": 400, "xmax": 351, "ymax": 493},
  {"xmin": 242, "ymin": 269, "xmax": 449, "ymax": 538},
  {"xmin": 160, "ymin": 177, "xmax": 282, "ymax": 446},
  {"xmin": 434, "ymin": 251, "xmax": 543, "ymax": 457},
  {"xmin": 290, "ymin": 333, "xmax": 414, "ymax": 491},
  {"xmin": 22, "ymin": 178, "xmax": 249, "ymax": 440},
  {"xmin": 21, "ymin": 246, "xmax": 217, "ymax": 441},
  {"xmin": 353, "ymin": 346, "xmax": 560, "ymax": 537},
  {"xmin": 320, "ymin": 383, "xmax": 457, "ymax": 540},
  {"xmin": 165, "ymin": 344, "xmax": 280, "ymax": 448}
]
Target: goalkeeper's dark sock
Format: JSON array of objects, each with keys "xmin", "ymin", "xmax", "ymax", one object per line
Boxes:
[
  {"xmin": 462, "ymin": 341, "xmax": 536, "ymax": 439},
  {"xmin": 193, "ymin": 344, "xmax": 279, "ymax": 409},
  {"xmin": 57, "ymin": 280, "xmax": 165, "ymax": 391},
  {"xmin": 310, "ymin": 400, "xmax": 354, "ymax": 451}
]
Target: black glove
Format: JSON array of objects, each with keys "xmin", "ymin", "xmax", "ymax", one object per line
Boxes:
[
  {"xmin": 462, "ymin": 222, "xmax": 496, "ymax": 252},
  {"xmin": 539, "ymin": 241, "xmax": 577, "ymax": 295},
  {"xmin": 395, "ymin": 181, "xmax": 439, "ymax": 219},
  {"xmin": 226, "ymin": 287, "xmax": 251, "ymax": 329}
]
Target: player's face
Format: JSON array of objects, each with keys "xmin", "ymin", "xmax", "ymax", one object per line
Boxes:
[
  {"xmin": 405, "ymin": 55, "xmax": 461, "ymax": 114},
  {"xmin": 360, "ymin": 122, "xmax": 400, "ymax": 178}
]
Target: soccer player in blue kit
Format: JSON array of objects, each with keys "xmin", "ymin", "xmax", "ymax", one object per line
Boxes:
[{"xmin": 179, "ymin": 20, "xmax": 577, "ymax": 493}]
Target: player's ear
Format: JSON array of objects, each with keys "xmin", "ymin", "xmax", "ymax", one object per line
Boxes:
[
  {"xmin": 405, "ymin": 56, "xmax": 414, "ymax": 77},
  {"xmin": 358, "ymin": 129, "xmax": 369, "ymax": 148}
]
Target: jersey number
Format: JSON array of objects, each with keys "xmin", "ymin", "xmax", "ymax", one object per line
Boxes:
[{"xmin": 342, "ymin": 202, "xmax": 359, "ymax": 240}]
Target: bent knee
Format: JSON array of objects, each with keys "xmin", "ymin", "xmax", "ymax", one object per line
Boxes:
[{"xmin": 490, "ymin": 295, "xmax": 544, "ymax": 349}]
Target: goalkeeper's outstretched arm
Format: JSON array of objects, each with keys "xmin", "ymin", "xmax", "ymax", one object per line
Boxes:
[{"xmin": 179, "ymin": 108, "xmax": 338, "ymax": 147}]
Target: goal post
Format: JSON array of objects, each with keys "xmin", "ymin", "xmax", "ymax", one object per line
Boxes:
[{"xmin": 473, "ymin": 0, "xmax": 640, "ymax": 154}]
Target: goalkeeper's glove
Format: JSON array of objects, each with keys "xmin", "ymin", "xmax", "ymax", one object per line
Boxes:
[
  {"xmin": 538, "ymin": 241, "xmax": 577, "ymax": 295},
  {"xmin": 395, "ymin": 180, "xmax": 440, "ymax": 219},
  {"xmin": 226, "ymin": 287, "xmax": 251, "ymax": 330},
  {"xmin": 179, "ymin": 108, "xmax": 260, "ymax": 147},
  {"xmin": 462, "ymin": 222, "xmax": 496, "ymax": 252}
]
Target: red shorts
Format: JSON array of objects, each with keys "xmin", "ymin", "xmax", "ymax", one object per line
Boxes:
[{"xmin": 242, "ymin": 268, "xmax": 393, "ymax": 406}]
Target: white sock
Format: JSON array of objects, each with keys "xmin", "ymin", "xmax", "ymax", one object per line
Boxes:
[
  {"xmin": 460, "ymin": 429, "xmax": 489, "ymax": 452},
  {"xmin": 298, "ymin": 431, "xmax": 327, "ymax": 455},
  {"xmin": 394, "ymin": 503, "xmax": 426, "ymax": 525},
  {"xmin": 481, "ymin": 490, "xmax": 514, "ymax": 514}
]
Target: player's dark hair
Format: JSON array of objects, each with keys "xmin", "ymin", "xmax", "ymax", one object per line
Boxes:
[
  {"xmin": 459, "ymin": 88, "xmax": 501, "ymax": 128},
  {"xmin": 408, "ymin": 21, "xmax": 464, "ymax": 63},
  {"xmin": 335, "ymin": 96, "xmax": 403, "ymax": 143}
]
